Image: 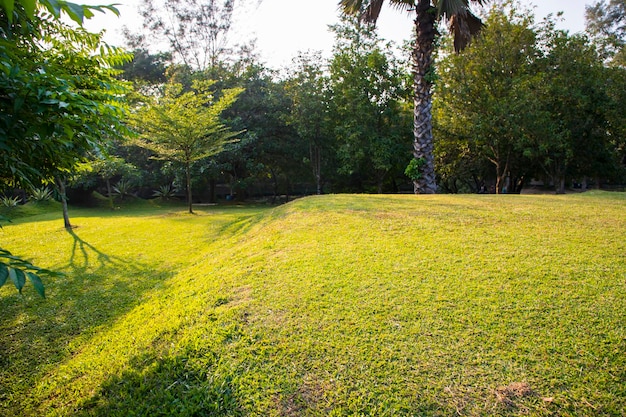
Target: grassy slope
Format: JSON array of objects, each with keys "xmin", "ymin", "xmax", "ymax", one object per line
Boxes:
[{"xmin": 0, "ymin": 193, "xmax": 624, "ymax": 416}]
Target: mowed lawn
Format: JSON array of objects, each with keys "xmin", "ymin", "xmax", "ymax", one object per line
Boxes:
[{"xmin": 1, "ymin": 192, "xmax": 624, "ymax": 416}]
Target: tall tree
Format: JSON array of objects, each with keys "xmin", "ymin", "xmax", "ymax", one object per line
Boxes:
[
  {"xmin": 328, "ymin": 17, "xmax": 412, "ymax": 192},
  {"xmin": 434, "ymin": 4, "xmax": 542, "ymax": 193},
  {"xmin": 1, "ymin": 0, "xmax": 129, "ymax": 294},
  {"xmin": 285, "ymin": 52, "xmax": 333, "ymax": 195},
  {"xmin": 131, "ymin": 81, "xmax": 243, "ymax": 213},
  {"xmin": 586, "ymin": 0, "xmax": 626, "ymax": 66},
  {"xmin": 135, "ymin": 0, "xmax": 243, "ymax": 70},
  {"xmin": 339, "ymin": 0, "xmax": 487, "ymax": 194}
]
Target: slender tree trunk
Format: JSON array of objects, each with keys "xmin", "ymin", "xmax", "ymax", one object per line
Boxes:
[
  {"xmin": 106, "ymin": 178, "xmax": 114, "ymax": 210},
  {"xmin": 411, "ymin": 1, "xmax": 438, "ymax": 194},
  {"xmin": 185, "ymin": 162, "xmax": 193, "ymax": 214},
  {"xmin": 310, "ymin": 143, "xmax": 322, "ymax": 195},
  {"xmin": 56, "ymin": 177, "xmax": 72, "ymax": 229},
  {"xmin": 556, "ymin": 176, "xmax": 566, "ymax": 194}
]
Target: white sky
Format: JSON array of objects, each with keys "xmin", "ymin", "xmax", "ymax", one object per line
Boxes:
[{"xmin": 83, "ymin": 0, "xmax": 591, "ymax": 69}]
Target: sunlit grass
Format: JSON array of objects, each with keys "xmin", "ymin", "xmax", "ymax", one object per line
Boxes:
[{"xmin": 1, "ymin": 192, "xmax": 625, "ymax": 416}]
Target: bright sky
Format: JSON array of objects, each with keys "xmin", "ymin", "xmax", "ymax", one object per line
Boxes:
[{"xmin": 83, "ymin": 0, "xmax": 591, "ymax": 69}]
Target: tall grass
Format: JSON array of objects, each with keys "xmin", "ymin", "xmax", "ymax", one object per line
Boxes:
[{"xmin": 1, "ymin": 192, "xmax": 624, "ymax": 416}]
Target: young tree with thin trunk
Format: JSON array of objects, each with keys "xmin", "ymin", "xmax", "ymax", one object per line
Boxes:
[
  {"xmin": 339, "ymin": 0, "xmax": 487, "ymax": 194},
  {"xmin": 132, "ymin": 81, "xmax": 243, "ymax": 214}
]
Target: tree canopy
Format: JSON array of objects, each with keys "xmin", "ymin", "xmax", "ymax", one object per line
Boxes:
[
  {"xmin": 1, "ymin": 0, "xmax": 130, "ymax": 295},
  {"xmin": 131, "ymin": 80, "xmax": 243, "ymax": 213}
]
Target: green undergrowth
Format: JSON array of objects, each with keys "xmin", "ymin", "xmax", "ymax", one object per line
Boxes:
[{"xmin": 1, "ymin": 193, "xmax": 625, "ymax": 416}]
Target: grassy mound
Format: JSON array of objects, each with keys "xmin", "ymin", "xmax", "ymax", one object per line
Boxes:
[{"xmin": 1, "ymin": 193, "xmax": 625, "ymax": 416}]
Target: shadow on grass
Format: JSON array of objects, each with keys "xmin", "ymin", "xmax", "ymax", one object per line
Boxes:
[
  {"xmin": 0, "ymin": 230, "xmax": 176, "ymax": 416},
  {"xmin": 75, "ymin": 352, "xmax": 242, "ymax": 417},
  {"xmin": 66, "ymin": 228, "xmax": 119, "ymax": 271}
]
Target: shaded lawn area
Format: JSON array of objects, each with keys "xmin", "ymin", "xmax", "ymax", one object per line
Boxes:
[{"xmin": 1, "ymin": 192, "xmax": 625, "ymax": 416}]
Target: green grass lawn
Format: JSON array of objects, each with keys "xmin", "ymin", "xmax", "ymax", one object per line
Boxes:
[{"xmin": 1, "ymin": 192, "xmax": 625, "ymax": 416}]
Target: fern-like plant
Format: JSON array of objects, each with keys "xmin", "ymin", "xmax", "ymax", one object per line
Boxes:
[
  {"xmin": 152, "ymin": 184, "xmax": 178, "ymax": 200},
  {"xmin": 0, "ymin": 196, "xmax": 21, "ymax": 207},
  {"xmin": 30, "ymin": 187, "xmax": 53, "ymax": 202},
  {"xmin": 112, "ymin": 180, "xmax": 134, "ymax": 200}
]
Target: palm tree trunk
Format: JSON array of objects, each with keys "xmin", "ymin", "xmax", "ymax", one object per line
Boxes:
[{"xmin": 411, "ymin": 0, "xmax": 438, "ymax": 194}]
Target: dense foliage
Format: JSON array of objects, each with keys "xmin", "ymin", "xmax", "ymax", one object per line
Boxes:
[
  {"xmin": 434, "ymin": 2, "xmax": 626, "ymax": 193},
  {"xmin": 0, "ymin": 0, "xmax": 130, "ymax": 294}
]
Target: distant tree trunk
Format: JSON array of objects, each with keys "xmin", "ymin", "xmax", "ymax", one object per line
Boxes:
[
  {"xmin": 208, "ymin": 178, "xmax": 216, "ymax": 203},
  {"xmin": 311, "ymin": 143, "xmax": 322, "ymax": 195},
  {"xmin": 56, "ymin": 177, "xmax": 72, "ymax": 229},
  {"xmin": 106, "ymin": 178, "xmax": 114, "ymax": 210},
  {"xmin": 185, "ymin": 161, "xmax": 193, "ymax": 214},
  {"xmin": 581, "ymin": 176, "xmax": 588, "ymax": 191},
  {"xmin": 556, "ymin": 176, "xmax": 566, "ymax": 194},
  {"xmin": 270, "ymin": 168, "xmax": 278, "ymax": 204}
]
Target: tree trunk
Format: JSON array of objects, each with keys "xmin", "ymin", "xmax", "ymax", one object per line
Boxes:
[
  {"xmin": 310, "ymin": 143, "xmax": 322, "ymax": 195},
  {"xmin": 106, "ymin": 178, "xmax": 114, "ymax": 210},
  {"xmin": 411, "ymin": 1, "xmax": 438, "ymax": 194},
  {"xmin": 56, "ymin": 177, "xmax": 72, "ymax": 229},
  {"xmin": 185, "ymin": 162, "xmax": 193, "ymax": 214},
  {"xmin": 556, "ymin": 176, "xmax": 566, "ymax": 194}
]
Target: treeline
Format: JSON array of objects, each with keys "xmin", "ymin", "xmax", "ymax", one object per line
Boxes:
[
  {"xmin": 64, "ymin": 11, "xmax": 413, "ymax": 203},
  {"xmin": 434, "ymin": 2, "xmax": 626, "ymax": 194},
  {"xmin": 3, "ymin": 0, "xmax": 626, "ymax": 208}
]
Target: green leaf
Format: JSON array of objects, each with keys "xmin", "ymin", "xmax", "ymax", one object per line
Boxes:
[
  {"xmin": 21, "ymin": 0, "xmax": 37, "ymax": 18},
  {"xmin": 0, "ymin": 0, "xmax": 14, "ymax": 22},
  {"xmin": 40, "ymin": 0, "xmax": 62, "ymax": 18},
  {"xmin": 63, "ymin": 2, "xmax": 86, "ymax": 25},
  {"xmin": 26, "ymin": 272, "xmax": 46, "ymax": 298},
  {"xmin": 0, "ymin": 263, "xmax": 8, "ymax": 287},
  {"xmin": 9, "ymin": 268, "xmax": 25, "ymax": 293}
]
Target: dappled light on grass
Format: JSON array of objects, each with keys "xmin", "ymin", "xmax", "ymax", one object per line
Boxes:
[{"xmin": 1, "ymin": 194, "xmax": 625, "ymax": 416}]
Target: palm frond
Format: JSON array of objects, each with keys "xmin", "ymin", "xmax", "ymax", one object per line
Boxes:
[{"xmin": 449, "ymin": 9, "xmax": 483, "ymax": 51}]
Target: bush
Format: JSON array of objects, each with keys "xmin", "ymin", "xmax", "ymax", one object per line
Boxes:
[
  {"xmin": 152, "ymin": 184, "xmax": 178, "ymax": 200},
  {"xmin": 0, "ymin": 195, "xmax": 21, "ymax": 207},
  {"xmin": 29, "ymin": 187, "xmax": 53, "ymax": 202}
]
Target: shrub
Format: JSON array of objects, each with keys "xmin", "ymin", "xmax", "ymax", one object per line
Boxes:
[
  {"xmin": 30, "ymin": 187, "xmax": 53, "ymax": 202},
  {"xmin": 0, "ymin": 195, "xmax": 21, "ymax": 207},
  {"xmin": 113, "ymin": 180, "xmax": 135, "ymax": 200},
  {"xmin": 152, "ymin": 184, "xmax": 178, "ymax": 200}
]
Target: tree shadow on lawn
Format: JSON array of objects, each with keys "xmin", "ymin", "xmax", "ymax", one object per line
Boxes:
[
  {"xmin": 74, "ymin": 352, "xmax": 243, "ymax": 417},
  {"xmin": 0, "ymin": 229, "xmax": 176, "ymax": 415}
]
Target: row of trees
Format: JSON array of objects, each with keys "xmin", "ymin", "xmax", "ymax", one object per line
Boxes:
[
  {"xmin": 98, "ymin": 0, "xmax": 625, "ymax": 202},
  {"xmin": 434, "ymin": 2, "xmax": 626, "ymax": 193},
  {"xmin": 2, "ymin": 0, "xmax": 625, "ymax": 209}
]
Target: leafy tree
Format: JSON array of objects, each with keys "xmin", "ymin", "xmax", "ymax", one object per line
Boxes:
[
  {"xmin": 435, "ymin": 4, "xmax": 541, "ymax": 193},
  {"xmin": 285, "ymin": 52, "xmax": 334, "ymax": 195},
  {"xmin": 531, "ymin": 29, "xmax": 614, "ymax": 192},
  {"xmin": 131, "ymin": 81, "xmax": 243, "ymax": 213},
  {"xmin": 435, "ymin": 2, "xmax": 625, "ymax": 193},
  {"xmin": 1, "ymin": 0, "xmax": 130, "ymax": 295},
  {"xmin": 1, "ymin": 0, "xmax": 131, "ymax": 223},
  {"xmin": 328, "ymin": 17, "xmax": 412, "ymax": 192},
  {"xmin": 220, "ymin": 64, "xmax": 305, "ymax": 202},
  {"xmin": 586, "ymin": 0, "xmax": 626, "ymax": 66},
  {"xmin": 339, "ymin": 0, "xmax": 488, "ymax": 194}
]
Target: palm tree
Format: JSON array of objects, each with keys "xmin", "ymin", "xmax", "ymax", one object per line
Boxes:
[{"xmin": 339, "ymin": 0, "xmax": 486, "ymax": 193}]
